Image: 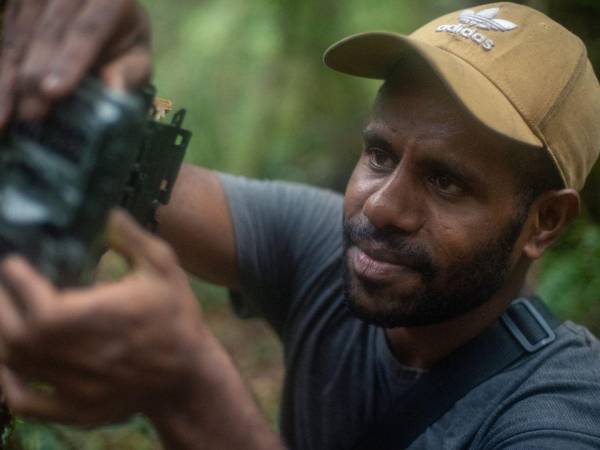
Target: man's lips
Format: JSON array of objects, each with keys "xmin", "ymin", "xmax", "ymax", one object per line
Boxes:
[{"xmin": 347, "ymin": 246, "xmax": 421, "ymax": 283}]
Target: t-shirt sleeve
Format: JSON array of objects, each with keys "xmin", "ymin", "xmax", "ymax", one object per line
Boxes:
[{"xmin": 218, "ymin": 173, "xmax": 343, "ymax": 336}]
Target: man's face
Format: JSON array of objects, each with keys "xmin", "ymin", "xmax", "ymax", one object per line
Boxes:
[{"xmin": 343, "ymin": 81, "xmax": 529, "ymax": 328}]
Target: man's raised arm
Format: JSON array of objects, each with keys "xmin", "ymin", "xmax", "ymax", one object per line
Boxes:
[{"xmin": 157, "ymin": 164, "xmax": 240, "ymax": 288}]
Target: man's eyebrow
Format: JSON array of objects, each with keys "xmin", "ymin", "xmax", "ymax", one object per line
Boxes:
[
  {"xmin": 418, "ymin": 156, "xmax": 484, "ymax": 186},
  {"xmin": 361, "ymin": 128, "xmax": 392, "ymax": 149}
]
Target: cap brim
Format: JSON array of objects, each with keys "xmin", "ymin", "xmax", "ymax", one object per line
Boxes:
[{"xmin": 323, "ymin": 32, "xmax": 543, "ymax": 148}]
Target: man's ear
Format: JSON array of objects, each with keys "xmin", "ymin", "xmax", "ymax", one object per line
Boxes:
[{"xmin": 523, "ymin": 189, "xmax": 580, "ymax": 260}]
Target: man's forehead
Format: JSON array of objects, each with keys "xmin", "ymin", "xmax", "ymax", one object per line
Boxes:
[
  {"xmin": 361, "ymin": 120, "xmax": 460, "ymax": 150},
  {"xmin": 368, "ymin": 84, "xmax": 477, "ymax": 146}
]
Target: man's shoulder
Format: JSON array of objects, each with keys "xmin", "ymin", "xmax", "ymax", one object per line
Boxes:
[
  {"xmin": 514, "ymin": 320, "xmax": 600, "ymax": 403},
  {"xmin": 492, "ymin": 320, "xmax": 600, "ymax": 414},
  {"xmin": 471, "ymin": 320, "xmax": 600, "ymax": 447},
  {"xmin": 421, "ymin": 320, "xmax": 600, "ymax": 448},
  {"xmin": 520, "ymin": 320, "xmax": 600, "ymax": 384}
]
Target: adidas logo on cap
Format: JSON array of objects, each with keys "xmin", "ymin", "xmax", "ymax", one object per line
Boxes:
[{"xmin": 436, "ymin": 7, "xmax": 518, "ymax": 51}]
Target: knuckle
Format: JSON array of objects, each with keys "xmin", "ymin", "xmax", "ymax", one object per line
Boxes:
[
  {"xmin": 16, "ymin": 63, "xmax": 48, "ymax": 93},
  {"xmin": 18, "ymin": 65, "xmax": 42, "ymax": 89},
  {"xmin": 150, "ymin": 240, "xmax": 178, "ymax": 269}
]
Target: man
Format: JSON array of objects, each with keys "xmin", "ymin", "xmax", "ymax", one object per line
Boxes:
[{"xmin": 0, "ymin": 1, "xmax": 599, "ymax": 449}]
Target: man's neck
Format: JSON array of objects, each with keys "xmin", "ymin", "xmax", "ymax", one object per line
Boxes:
[{"xmin": 384, "ymin": 268, "xmax": 528, "ymax": 369}]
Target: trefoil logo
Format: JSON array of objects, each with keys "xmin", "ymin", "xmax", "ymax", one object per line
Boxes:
[
  {"xmin": 436, "ymin": 8, "xmax": 518, "ymax": 51},
  {"xmin": 459, "ymin": 8, "xmax": 518, "ymax": 31}
]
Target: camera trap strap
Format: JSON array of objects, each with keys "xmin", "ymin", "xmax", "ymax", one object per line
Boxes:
[{"xmin": 351, "ymin": 297, "xmax": 561, "ymax": 450}]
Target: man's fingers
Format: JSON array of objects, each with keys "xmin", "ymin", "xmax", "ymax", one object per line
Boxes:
[
  {"xmin": 0, "ymin": 63, "xmax": 17, "ymax": 128},
  {"xmin": 0, "ymin": 283, "xmax": 25, "ymax": 360},
  {"xmin": 0, "ymin": 367, "xmax": 65, "ymax": 421},
  {"xmin": 0, "ymin": 69, "xmax": 16, "ymax": 127},
  {"xmin": 0, "ymin": 0, "xmax": 45, "ymax": 126},
  {"xmin": 0, "ymin": 256, "xmax": 55, "ymax": 363},
  {"xmin": 16, "ymin": 0, "xmax": 84, "ymax": 121},
  {"xmin": 0, "ymin": 367, "xmax": 99, "ymax": 425},
  {"xmin": 1, "ymin": 0, "xmax": 151, "ymax": 125},
  {"xmin": 16, "ymin": 97, "xmax": 51, "ymax": 123},
  {"xmin": 106, "ymin": 209, "xmax": 149, "ymax": 267},
  {"xmin": 42, "ymin": 0, "xmax": 134, "ymax": 99},
  {"xmin": 100, "ymin": 45, "xmax": 152, "ymax": 91},
  {"xmin": 0, "ymin": 256, "xmax": 55, "ymax": 317},
  {"xmin": 2, "ymin": 1, "xmax": 45, "ymax": 70},
  {"xmin": 107, "ymin": 209, "xmax": 179, "ymax": 274}
]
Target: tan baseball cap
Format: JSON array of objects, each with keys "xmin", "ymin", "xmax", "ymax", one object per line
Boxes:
[{"xmin": 324, "ymin": 2, "xmax": 600, "ymax": 190}]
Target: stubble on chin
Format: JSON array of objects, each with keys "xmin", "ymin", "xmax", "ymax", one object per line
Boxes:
[
  {"xmin": 342, "ymin": 258, "xmax": 428, "ymax": 328},
  {"xmin": 341, "ymin": 220, "xmax": 522, "ymax": 328}
]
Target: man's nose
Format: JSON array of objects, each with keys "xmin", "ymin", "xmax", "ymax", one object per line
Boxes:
[{"xmin": 363, "ymin": 172, "xmax": 424, "ymax": 234}]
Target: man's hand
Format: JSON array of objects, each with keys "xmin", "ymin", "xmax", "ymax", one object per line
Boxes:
[
  {"xmin": 0, "ymin": 0, "xmax": 151, "ymax": 126},
  {"xmin": 0, "ymin": 209, "xmax": 206, "ymax": 425},
  {"xmin": 0, "ymin": 210, "xmax": 283, "ymax": 449}
]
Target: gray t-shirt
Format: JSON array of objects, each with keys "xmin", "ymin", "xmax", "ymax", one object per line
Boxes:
[{"xmin": 219, "ymin": 173, "xmax": 600, "ymax": 450}]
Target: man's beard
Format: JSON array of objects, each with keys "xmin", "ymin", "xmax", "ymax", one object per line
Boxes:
[{"xmin": 342, "ymin": 211, "xmax": 527, "ymax": 328}]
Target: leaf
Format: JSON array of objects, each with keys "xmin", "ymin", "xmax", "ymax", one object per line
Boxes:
[
  {"xmin": 459, "ymin": 9, "xmax": 475, "ymax": 19},
  {"xmin": 493, "ymin": 19, "xmax": 518, "ymax": 31},
  {"xmin": 477, "ymin": 7, "xmax": 499, "ymax": 19}
]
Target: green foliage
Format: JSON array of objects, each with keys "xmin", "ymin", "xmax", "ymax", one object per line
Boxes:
[
  {"xmin": 538, "ymin": 218, "xmax": 600, "ymax": 334},
  {"xmin": 5, "ymin": 417, "xmax": 159, "ymax": 450}
]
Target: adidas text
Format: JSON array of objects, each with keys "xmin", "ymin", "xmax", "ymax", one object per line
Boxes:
[{"xmin": 436, "ymin": 24, "xmax": 495, "ymax": 51}]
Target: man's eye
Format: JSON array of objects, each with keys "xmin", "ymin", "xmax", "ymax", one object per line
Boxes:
[
  {"xmin": 427, "ymin": 174, "xmax": 463, "ymax": 196},
  {"xmin": 367, "ymin": 148, "xmax": 396, "ymax": 170}
]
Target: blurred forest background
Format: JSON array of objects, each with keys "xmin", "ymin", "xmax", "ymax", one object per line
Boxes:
[{"xmin": 5, "ymin": 0, "xmax": 600, "ymax": 448}]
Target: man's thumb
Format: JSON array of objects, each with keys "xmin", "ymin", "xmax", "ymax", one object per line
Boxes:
[{"xmin": 106, "ymin": 208, "xmax": 176, "ymax": 273}]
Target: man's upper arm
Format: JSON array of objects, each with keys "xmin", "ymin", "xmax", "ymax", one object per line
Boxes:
[
  {"xmin": 217, "ymin": 173, "xmax": 343, "ymax": 334},
  {"xmin": 156, "ymin": 164, "xmax": 239, "ymax": 287}
]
